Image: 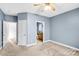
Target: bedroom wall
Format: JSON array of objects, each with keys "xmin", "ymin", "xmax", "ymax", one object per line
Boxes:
[
  {"xmin": 50, "ymin": 8, "xmax": 79, "ymax": 48},
  {"xmin": 17, "ymin": 13, "xmax": 28, "ymax": 45},
  {"xmin": 0, "ymin": 9, "xmax": 5, "ymax": 48},
  {"xmin": 27, "ymin": 13, "xmax": 50, "ymax": 44},
  {"xmin": 4, "ymin": 15, "xmax": 17, "ymax": 22}
]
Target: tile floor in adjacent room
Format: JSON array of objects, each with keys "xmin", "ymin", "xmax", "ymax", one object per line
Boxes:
[{"xmin": 0, "ymin": 41, "xmax": 79, "ymax": 56}]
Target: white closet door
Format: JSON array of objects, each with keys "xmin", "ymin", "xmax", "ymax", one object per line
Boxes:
[
  {"xmin": 3, "ymin": 21, "xmax": 8, "ymax": 47},
  {"xmin": 18, "ymin": 20, "xmax": 27, "ymax": 45}
]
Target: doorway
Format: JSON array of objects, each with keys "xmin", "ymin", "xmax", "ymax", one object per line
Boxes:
[
  {"xmin": 36, "ymin": 21, "xmax": 45, "ymax": 44},
  {"xmin": 3, "ymin": 21, "xmax": 17, "ymax": 47}
]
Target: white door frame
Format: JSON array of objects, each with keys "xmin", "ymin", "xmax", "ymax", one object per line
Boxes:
[
  {"xmin": 3, "ymin": 21, "xmax": 8, "ymax": 47},
  {"xmin": 36, "ymin": 21, "xmax": 45, "ymax": 43}
]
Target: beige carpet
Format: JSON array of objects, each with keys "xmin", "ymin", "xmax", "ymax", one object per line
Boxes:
[{"xmin": 0, "ymin": 41, "xmax": 79, "ymax": 56}]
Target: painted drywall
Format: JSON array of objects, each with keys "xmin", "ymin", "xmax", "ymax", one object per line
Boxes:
[
  {"xmin": 0, "ymin": 19, "xmax": 2, "ymax": 48},
  {"xmin": 4, "ymin": 15, "xmax": 17, "ymax": 22},
  {"xmin": 0, "ymin": 9, "xmax": 5, "ymax": 48},
  {"xmin": 27, "ymin": 13, "xmax": 50, "ymax": 44},
  {"xmin": 50, "ymin": 8, "xmax": 79, "ymax": 48},
  {"xmin": 18, "ymin": 13, "xmax": 27, "ymax": 20},
  {"xmin": 18, "ymin": 13, "xmax": 50, "ymax": 45},
  {"xmin": 17, "ymin": 13, "xmax": 28, "ymax": 45}
]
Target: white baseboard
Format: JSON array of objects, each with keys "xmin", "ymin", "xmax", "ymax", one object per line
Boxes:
[
  {"xmin": 27, "ymin": 43, "xmax": 36, "ymax": 47},
  {"xmin": 18, "ymin": 43, "xmax": 36, "ymax": 47},
  {"xmin": 49, "ymin": 40, "xmax": 79, "ymax": 51},
  {"xmin": 17, "ymin": 40, "xmax": 79, "ymax": 51},
  {"xmin": 27, "ymin": 40, "xmax": 49, "ymax": 47},
  {"xmin": 0, "ymin": 47, "xmax": 2, "ymax": 49},
  {"xmin": 43, "ymin": 40, "xmax": 50, "ymax": 43},
  {"xmin": 17, "ymin": 43, "xmax": 27, "ymax": 47},
  {"xmin": 27, "ymin": 40, "xmax": 50, "ymax": 47}
]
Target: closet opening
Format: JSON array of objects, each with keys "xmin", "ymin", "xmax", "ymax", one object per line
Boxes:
[{"xmin": 3, "ymin": 21, "xmax": 17, "ymax": 47}]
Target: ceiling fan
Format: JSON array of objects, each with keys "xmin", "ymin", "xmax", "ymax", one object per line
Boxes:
[{"xmin": 33, "ymin": 3, "xmax": 56, "ymax": 12}]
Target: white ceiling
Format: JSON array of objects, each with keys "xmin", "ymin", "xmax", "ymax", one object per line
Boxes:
[{"xmin": 0, "ymin": 3, "xmax": 79, "ymax": 17}]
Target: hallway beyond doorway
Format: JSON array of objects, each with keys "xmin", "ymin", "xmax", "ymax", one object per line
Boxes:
[{"xmin": 3, "ymin": 21, "xmax": 17, "ymax": 47}]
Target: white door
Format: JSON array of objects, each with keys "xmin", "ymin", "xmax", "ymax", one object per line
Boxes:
[
  {"xmin": 3, "ymin": 21, "xmax": 8, "ymax": 47},
  {"xmin": 18, "ymin": 20, "xmax": 27, "ymax": 46}
]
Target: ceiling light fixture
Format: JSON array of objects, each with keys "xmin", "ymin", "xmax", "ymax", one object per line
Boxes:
[
  {"xmin": 33, "ymin": 3, "xmax": 56, "ymax": 12},
  {"xmin": 44, "ymin": 5, "xmax": 52, "ymax": 11}
]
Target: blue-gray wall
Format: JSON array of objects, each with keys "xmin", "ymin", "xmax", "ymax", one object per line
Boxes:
[
  {"xmin": 4, "ymin": 15, "xmax": 17, "ymax": 22},
  {"xmin": 27, "ymin": 13, "xmax": 50, "ymax": 44},
  {"xmin": 17, "ymin": 13, "xmax": 50, "ymax": 45},
  {"xmin": 17, "ymin": 13, "xmax": 28, "ymax": 45},
  {"xmin": 0, "ymin": 9, "xmax": 5, "ymax": 48},
  {"xmin": 18, "ymin": 13, "xmax": 27, "ymax": 20},
  {"xmin": 0, "ymin": 9, "xmax": 5, "ymax": 21},
  {"xmin": 50, "ymin": 8, "xmax": 79, "ymax": 48}
]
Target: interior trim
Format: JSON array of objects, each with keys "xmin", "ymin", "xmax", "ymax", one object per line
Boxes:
[
  {"xmin": 27, "ymin": 43, "xmax": 36, "ymax": 47},
  {"xmin": 48, "ymin": 40, "xmax": 79, "ymax": 51}
]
